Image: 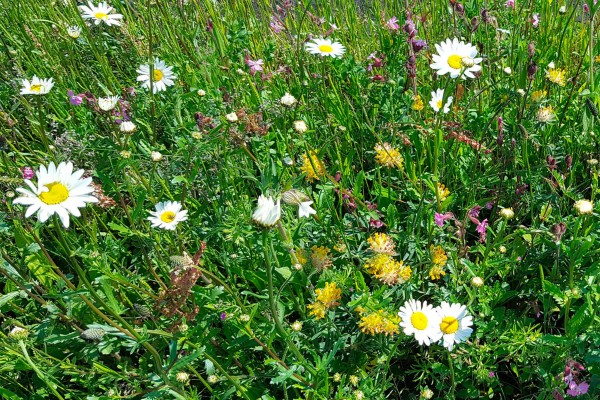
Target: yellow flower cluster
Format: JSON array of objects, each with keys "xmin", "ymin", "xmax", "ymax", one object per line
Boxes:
[
  {"xmin": 308, "ymin": 282, "xmax": 341, "ymax": 319},
  {"xmin": 411, "ymin": 94, "xmax": 424, "ymax": 111},
  {"xmin": 374, "ymin": 142, "xmax": 403, "ymax": 169},
  {"xmin": 300, "ymin": 150, "xmax": 326, "ymax": 182},
  {"xmin": 295, "ymin": 247, "xmax": 308, "ymax": 266},
  {"xmin": 367, "ymin": 232, "xmax": 395, "ymax": 255},
  {"xmin": 546, "ymin": 67, "xmax": 566, "ymax": 86},
  {"xmin": 310, "ymin": 245, "xmax": 333, "ymax": 271},
  {"xmin": 436, "ymin": 183, "xmax": 450, "ymax": 202},
  {"xmin": 429, "ymin": 245, "xmax": 448, "ymax": 280},
  {"xmin": 364, "ymin": 254, "xmax": 412, "ymax": 286},
  {"xmin": 530, "ymin": 90, "xmax": 547, "ymax": 102},
  {"xmin": 358, "ymin": 309, "xmax": 401, "ymax": 336}
]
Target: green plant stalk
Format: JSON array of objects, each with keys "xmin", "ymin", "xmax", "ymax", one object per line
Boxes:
[
  {"xmin": 203, "ymin": 353, "xmax": 252, "ymax": 400},
  {"xmin": 18, "ymin": 340, "xmax": 65, "ymax": 400},
  {"xmin": 52, "ymin": 221, "xmax": 181, "ymax": 394}
]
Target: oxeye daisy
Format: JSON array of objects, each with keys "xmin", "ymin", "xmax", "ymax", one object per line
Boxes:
[
  {"xmin": 305, "ymin": 38, "xmax": 345, "ymax": 58},
  {"xmin": 13, "ymin": 161, "xmax": 98, "ymax": 228},
  {"xmin": 79, "ymin": 1, "xmax": 123, "ymax": 27},
  {"xmin": 398, "ymin": 299, "xmax": 441, "ymax": 346},
  {"xmin": 147, "ymin": 201, "xmax": 188, "ymax": 230},
  {"xmin": 432, "ymin": 302, "xmax": 473, "ymax": 351},
  {"xmin": 252, "ymin": 195, "xmax": 281, "ymax": 227},
  {"xmin": 136, "ymin": 58, "xmax": 176, "ymax": 94},
  {"xmin": 430, "ymin": 38, "xmax": 482, "ymax": 79},
  {"xmin": 20, "ymin": 76, "xmax": 54, "ymax": 95},
  {"xmin": 429, "ymin": 89, "xmax": 453, "ymax": 114}
]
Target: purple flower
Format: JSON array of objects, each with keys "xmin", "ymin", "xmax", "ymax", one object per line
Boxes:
[
  {"xmin": 370, "ymin": 218, "xmax": 384, "ymax": 228},
  {"xmin": 270, "ymin": 17, "xmax": 284, "ymax": 33},
  {"xmin": 476, "ymin": 219, "xmax": 488, "ymax": 234},
  {"xmin": 245, "ymin": 57, "xmax": 264, "ymax": 75},
  {"xmin": 505, "ymin": 0, "xmax": 515, "ymax": 8},
  {"xmin": 220, "ymin": 312, "xmax": 227, "ymax": 321},
  {"xmin": 385, "ymin": 16, "xmax": 399, "ymax": 30},
  {"xmin": 412, "ymin": 39, "xmax": 428, "ymax": 53},
  {"xmin": 532, "ymin": 13, "xmax": 540, "ymax": 28},
  {"xmin": 566, "ymin": 381, "xmax": 589, "ymax": 396},
  {"xmin": 67, "ymin": 90, "xmax": 83, "ymax": 106},
  {"xmin": 434, "ymin": 212, "xmax": 453, "ymax": 227},
  {"xmin": 488, "ymin": 371, "xmax": 495, "ymax": 378},
  {"xmin": 22, "ymin": 167, "xmax": 34, "ymax": 180}
]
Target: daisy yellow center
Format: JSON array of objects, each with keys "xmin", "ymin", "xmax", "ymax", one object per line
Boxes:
[
  {"xmin": 410, "ymin": 312, "xmax": 428, "ymax": 330},
  {"xmin": 318, "ymin": 44, "xmax": 334, "ymax": 53},
  {"xmin": 440, "ymin": 316, "xmax": 459, "ymax": 334},
  {"xmin": 153, "ymin": 69, "xmax": 164, "ymax": 81},
  {"xmin": 436, "ymin": 100, "xmax": 443, "ymax": 109},
  {"xmin": 95, "ymin": 12, "xmax": 108, "ymax": 20},
  {"xmin": 30, "ymin": 84, "xmax": 42, "ymax": 92},
  {"xmin": 39, "ymin": 182, "xmax": 69, "ymax": 205},
  {"xmin": 160, "ymin": 211, "xmax": 176, "ymax": 223},
  {"xmin": 447, "ymin": 54, "xmax": 463, "ymax": 69}
]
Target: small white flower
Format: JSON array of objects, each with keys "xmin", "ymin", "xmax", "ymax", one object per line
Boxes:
[
  {"xmin": 136, "ymin": 58, "xmax": 176, "ymax": 93},
  {"xmin": 471, "ymin": 276, "xmax": 484, "ymax": 287},
  {"xmin": 147, "ymin": 201, "xmax": 188, "ymax": 230},
  {"xmin": 252, "ymin": 195, "xmax": 280, "ymax": 227},
  {"xmin": 8, "ymin": 326, "xmax": 29, "ymax": 340},
  {"xmin": 197, "ymin": 89, "xmax": 206, "ymax": 96},
  {"xmin": 298, "ymin": 201, "xmax": 316, "ymax": 219},
  {"xmin": 176, "ymin": 372, "xmax": 189, "ymax": 383},
  {"xmin": 503, "ymin": 67, "xmax": 512, "ymax": 75},
  {"xmin": 225, "ymin": 112, "xmax": 238, "ymax": 123},
  {"xmin": 574, "ymin": 199, "xmax": 594, "ymax": 215},
  {"xmin": 559, "ymin": 6, "xmax": 566, "ymax": 14},
  {"xmin": 207, "ymin": 375, "xmax": 219, "ymax": 384},
  {"xmin": 547, "ymin": 61, "xmax": 555, "ymax": 69},
  {"xmin": 517, "ymin": 89, "xmax": 526, "ymax": 96},
  {"xmin": 79, "ymin": 1, "xmax": 123, "ymax": 26},
  {"xmin": 67, "ymin": 26, "xmax": 82, "ymax": 38},
  {"xmin": 20, "ymin": 76, "xmax": 54, "ymax": 95},
  {"xmin": 97, "ymin": 95, "xmax": 119, "ymax": 111},
  {"xmin": 120, "ymin": 121, "xmax": 136, "ymax": 133},
  {"xmin": 280, "ymin": 92, "xmax": 297, "ymax": 106},
  {"xmin": 429, "ymin": 89, "xmax": 453, "ymax": 114},
  {"xmin": 293, "ymin": 120, "xmax": 308, "ymax": 133},
  {"xmin": 151, "ymin": 151, "xmax": 163, "ymax": 162},
  {"xmin": 305, "ymin": 38, "xmax": 346, "ymax": 58}
]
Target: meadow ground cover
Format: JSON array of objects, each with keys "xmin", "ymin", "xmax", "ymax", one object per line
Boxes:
[{"xmin": 0, "ymin": 0, "xmax": 599, "ymax": 398}]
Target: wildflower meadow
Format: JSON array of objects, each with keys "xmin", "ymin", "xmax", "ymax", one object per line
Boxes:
[{"xmin": 2, "ymin": 0, "xmax": 600, "ymax": 399}]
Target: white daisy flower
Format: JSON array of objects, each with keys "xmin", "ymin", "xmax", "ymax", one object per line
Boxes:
[
  {"xmin": 97, "ymin": 95, "xmax": 120, "ymax": 111},
  {"xmin": 429, "ymin": 89, "xmax": 453, "ymax": 114},
  {"xmin": 147, "ymin": 201, "xmax": 188, "ymax": 230},
  {"xmin": 20, "ymin": 76, "xmax": 54, "ymax": 95},
  {"xmin": 298, "ymin": 201, "xmax": 316, "ymax": 219},
  {"xmin": 398, "ymin": 299, "xmax": 441, "ymax": 346},
  {"xmin": 136, "ymin": 58, "xmax": 176, "ymax": 94},
  {"xmin": 280, "ymin": 92, "xmax": 297, "ymax": 107},
  {"xmin": 79, "ymin": 1, "xmax": 123, "ymax": 27},
  {"xmin": 252, "ymin": 195, "xmax": 281, "ymax": 227},
  {"xmin": 120, "ymin": 121, "xmax": 136, "ymax": 133},
  {"xmin": 13, "ymin": 161, "xmax": 98, "ymax": 228},
  {"xmin": 430, "ymin": 38, "xmax": 483, "ymax": 79},
  {"xmin": 67, "ymin": 26, "xmax": 82, "ymax": 39},
  {"xmin": 432, "ymin": 302, "xmax": 473, "ymax": 351},
  {"xmin": 305, "ymin": 38, "xmax": 346, "ymax": 58}
]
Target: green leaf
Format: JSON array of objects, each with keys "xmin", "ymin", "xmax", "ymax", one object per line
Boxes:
[
  {"xmin": 0, "ymin": 291, "xmax": 21, "ymax": 309},
  {"xmin": 543, "ymin": 280, "xmax": 565, "ymax": 305},
  {"xmin": 568, "ymin": 299, "xmax": 594, "ymax": 337}
]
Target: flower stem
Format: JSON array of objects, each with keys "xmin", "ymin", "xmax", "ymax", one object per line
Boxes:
[{"xmin": 19, "ymin": 340, "xmax": 65, "ymax": 400}]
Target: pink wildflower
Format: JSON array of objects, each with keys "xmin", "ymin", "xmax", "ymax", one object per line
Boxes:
[
  {"xmin": 385, "ymin": 16, "xmax": 399, "ymax": 30},
  {"xmin": 505, "ymin": 0, "xmax": 515, "ymax": 8},
  {"xmin": 245, "ymin": 57, "xmax": 264, "ymax": 75},
  {"xmin": 532, "ymin": 13, "xmax": 539, "ymax": 28},
  {"xmin": 434, "ymin": 212, "xmax": 453, "ymax": 227}
]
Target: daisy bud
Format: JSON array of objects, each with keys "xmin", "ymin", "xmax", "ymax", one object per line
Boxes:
[
  {"xmin": 120, "ymin": 121, "xmax": 136, "ymax": 133},
  {"xmin": 240, "ymin": 314, "xmax": 250, "ymax": 322},
  {"xmin": 499, "ymin": 207, "xmax": 515, "ymax": 220},
  {"xmin": 8, "ymin": 326, "xmax": 29, "ymax": 340},
  {"xmin": 281, "ymin": 189, "xmax": 310, "ymax": 205},
  {"xmin": 461, "ymin": 56, "xmax": 475, "ymax": 67},
  {"xmin": 151, "ymin": 151, "xmax": 163, "ymax": 162},
  {"xmin": 176, "ymin": 371, "xmax": 190, "ymax": 383},
  {"xmin": 280, "ymin": 92, "xmax": 297, "ymax": 107},
  {"xmin": 197, "ymin": 89, "xmax": 206, "ymax": 96},
  {"xmin": 333, "ymin": 373, "xmax": 342, "ymax": 382},
  {"xmin": 178, "ymin": 324, "xmax": 189, "ymax": 333},
  {"xmin": 574, "ymin": 199, "xmax": 594, "ymax": 215},
  {"xmin": 120, "ymin": 150, "xmax": 131, "ymax": 159},
  {"xmin": 252, "ymin": 195, "xmax": 281, "ymax": 228},
  {"xmin": 6, "ymin": 191, "xmax": 15, "ymax": 198},
  {"xmin": 349, "ymin": 375, "xmax": 359, "ymax": 386},
  {"xmin": 421, "ymin": 388, "xmax": 434, "ymax": 399},
  {"xmin": 293, "ymin": 263, "xmax": 303, "ymax": 270},
  {"xmin": 503, "ymin": 67, "xmax": 512, "ymax": 75},
  {"xmin": 67, "ymin": 26, "xmax": 81, "ymax": 39},
  {"xmin": 293, "ymin": 120, "xmax": 308, "ymax": 133},
  {"xmin": 225, "ymin": 112, "xmax": 238, "ymax": 123},
  {"xmin": 354, "ymin": 390, "xmax": 365, "ymax": 400},
  {"xmin": 191, "ymin": 131, "xmax": 202, "ymax": 139},
  {"xmin": 471, "ymin": 276, "xmax": 484, "ymax": 287},
  {"xmin": 207, "ymin": 375, "xmax": 219, "ymax": 384},
  {"xmin": 499, "ymin": 245, "xmax": 507, "ymax": 253}
]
